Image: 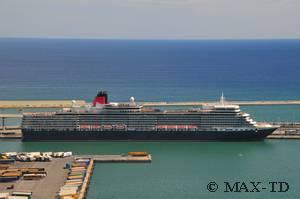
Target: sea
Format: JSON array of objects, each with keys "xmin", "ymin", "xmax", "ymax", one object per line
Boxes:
[{"xmin": 0, "ymin": 38, "xmax": 300, "ymax": 198}]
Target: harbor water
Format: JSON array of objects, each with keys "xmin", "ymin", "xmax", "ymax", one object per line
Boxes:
[
  {"xmin": 0, "ymin": 140, "xmax": 299, "ymax": 199},
  {"xmin": 0, "ymin": 38, "xmax": 300, "ymax": 198}
]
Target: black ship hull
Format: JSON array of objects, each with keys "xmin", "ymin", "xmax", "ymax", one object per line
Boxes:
[{"xmin": 22, "ymin": 128, "xmax": 276, "ymax": 141}]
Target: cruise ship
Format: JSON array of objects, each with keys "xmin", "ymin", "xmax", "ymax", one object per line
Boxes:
[{"xmin": 21, "ymin": 91, "xmax": 278, "ymax": 141}]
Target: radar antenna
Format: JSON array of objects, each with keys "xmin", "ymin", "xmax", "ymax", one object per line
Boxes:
[
  {"xmin": 71, "ymin": 100, "xmax": 76, "ymax": 108},
  {"xmin": 220, "ymin": 92, "xmax": 225, "ymax": 105},
  {"xmin": 129, "ymin": 97, "xmax": 136, "ymax": 105}
]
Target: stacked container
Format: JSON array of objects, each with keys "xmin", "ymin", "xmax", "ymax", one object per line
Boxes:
[
  {"xmin": 58, "ymin": 158, "xmax": 90, "ymax": 199},
  {"xmin": 0, "ymin": 168, "xmax": 22, "ymax": 182}
]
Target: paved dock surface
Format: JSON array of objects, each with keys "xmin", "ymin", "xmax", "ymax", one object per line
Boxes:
[
  {"xmin": 0, "ymin": 114, "xmax": 23, "ymax": 118},
  {"xmin": 0, "ymin": 154, "xmax": 151, "ymax": 199},
  {"xmin": 0, "ymin": 129, "xmax": 22, "ymax": 139},
  {"xmin": 74, "ymin": 154, "xmax": 151, "ymax": 198},
  {"xmin": 1, "ymin": 100, "xmax": 300, "ymax": 108},
  {"xmin": 268, "ymin": 134, "xmax": 300, "ymax": 139},
  {"xmin": 0, "ymin": 126, "xmax": 22, "ymax": 139},
  {"xmin": 0, "ymin": 157, "xmax": 73, "ymax": 199},
  {"xmin": 78, "ymin": 159, "xmax": 94, "ymax": 199},
  {"xmin": 268, "ymin": 123, "xmax": 300, "ymax": 139},
  {"xmin": 75, "ymin": 155, "xmax": 152, "ymax": 163},
  {"xmin": 0, "ymin": 100, "xmax": 86, "ymax": 108},
  {"xmin": 141, "ymin": 100, "xmax": 300, "ymax": 106}
]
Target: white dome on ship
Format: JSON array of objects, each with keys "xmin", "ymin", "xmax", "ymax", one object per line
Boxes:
[{"xmin": 130, "ymin": 97, "xmax": 135, "ymax": 102}]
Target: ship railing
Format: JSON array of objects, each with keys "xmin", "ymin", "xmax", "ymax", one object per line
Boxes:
[
  {"xmin": 77, "ymin": 124, "xmax": 129, "ymax": 131},
  {"xmin": 23, "ymin": 112, "xmax": 56, "ymax": 116},
  {"xmin": 212, "ymin": 127, "xmax": 256, "ymax": 132},
  {"xmin": 28, "ymin": 128, "xmax": 77, "ymax": 131},
  {"xmin": 155, "ymin": 125, "xmax": 198, "ymax": 131}
]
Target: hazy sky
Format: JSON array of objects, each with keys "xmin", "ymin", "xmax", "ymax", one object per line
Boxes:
[{"xmin": 0, "ymin": 0, "xmax": 300, "ymax": 39}]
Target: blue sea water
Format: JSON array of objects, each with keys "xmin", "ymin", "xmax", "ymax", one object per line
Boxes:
[
  {"xmin": 1, "ymin": 38, "xmax": 300, "ymax": 121},
  {"xmin": 0, "ymin": 38, "xmax": 300, "ymax": 102},
  {"xmin": 0, "ymin": 140, "xmax": 299, "ymax": 199},
  {"xmin": 0, "ymin": 39, "xmax": 300, "ymax": 199}
]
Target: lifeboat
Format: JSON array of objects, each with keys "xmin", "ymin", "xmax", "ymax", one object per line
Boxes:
[
  {"xmin": 188, "ymin": 125, "xmax": 198, "ymax": 130},
  {"xmin": 115, "ymin": 124, "xmax": 126, "ymax": 130},
  {"xmin": 90, "ymin": 125, "xmax": 101, "ymax": 129},
  {"xmin": 79, "ymin": 125, "xmax": 90, "ymax": 129},
  {"xmin": 156, "ymin": 125, "xmax": 198, "ymax": 130},
  {"xmin": 102, "ymin": 125, "xmax": 113, "ymax": 130}
]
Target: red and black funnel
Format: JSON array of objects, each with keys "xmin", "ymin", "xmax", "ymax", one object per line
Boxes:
[{"xmin": 92, "ymin": 91, "xmax": 108, "ymax": 106}]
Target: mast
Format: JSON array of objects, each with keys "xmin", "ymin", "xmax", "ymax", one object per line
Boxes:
[{"xmin": 220, "ymin": 92, "xmax": 225, "ymax": 105}]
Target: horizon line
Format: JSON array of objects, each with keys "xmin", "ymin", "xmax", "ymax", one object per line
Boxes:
[{"xmin": 1, "ymin": 36, "xmax": 300, "ymax": 41}]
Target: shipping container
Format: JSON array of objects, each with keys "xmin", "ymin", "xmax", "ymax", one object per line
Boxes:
[{"xmin": 128, "ymin": 152, "xmax": 149, "ymax": 156}]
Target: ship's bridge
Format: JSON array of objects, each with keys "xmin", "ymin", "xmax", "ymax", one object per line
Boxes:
[
  {"xmin": 202, "ymin": 93, "xmax": 240, "ymax": 111},
  {"xmin": 206, "ymin": 104, "xmax": 240, "ymax": 112},
  {"xmin": 68, "ymin": 96, "xmax": 143, "ymax": 113},
  {"xmin": 101, "ymin": 96, "xmax": 142, "ymax": 112},
  {"xmin": 102, "ymin": 102, "xmax": 143, "ymax": 112}
]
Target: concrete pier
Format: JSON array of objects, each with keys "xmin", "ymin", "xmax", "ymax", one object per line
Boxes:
[
  {"xmin": 0, "ymin": 115, "xmax": 22, "ymax": 131},
  {"xmin": 78, "ymin": 159, "xmax": 94, "ymax": 199},
  {"xmin": 0, "ymin": 128, "xmax": 22, "ymax": 139},
  {"xmin": 1, "ymin": 99, "xmax": 300, "ymax": 108},
  {"xmin": 74, "ymin": 154, "xmax": 151, "ymax": 198},
  {"xmin": 0, "ymin": 157, "xmax": 73, "ymax": 199},
  {"xmin": 0, "ymin": 112, "xmax": 23, "ymax": 138},
  {"xmin": 0, "ymin": 100, "xmax": 86, "ymax": 108},
  {"xmin": 75, "ymin": 154, "xmax": 152, "ymax": 163},
  {"xmin": 141, "ymin": 100, "xmax": 300, "ymax": 106},
  {"xmin": 268, "ymin": 123, "xmax": 300, "ymax": 139},
  {"xmin": 0, "ymin": 153, "xmax": 152, "ymax": 198}
]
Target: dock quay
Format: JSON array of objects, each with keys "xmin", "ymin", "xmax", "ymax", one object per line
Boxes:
[
  {"xmin": 1, "ymin": 99, "xmax": 300, "ymax": 109},
  {"xmin": 0, "ymin": 100, "xmax": 86, "ymax": 109},
  {"xmin": 0, "ymin": 130, "xmax": 22, "ymax": 139},
  {"xmin": 0, "ymin": 114, "xmax": 23, "ymax": 139},
  {"xmin": 0, "ymin": 126, "xmax": 22, "ymax": 139},
  {"xmin": 0, "ymin": 152, "xmax": 152, "ymax": 199},
  {"xmin": 75, "ymin": 154, "xmax": 152, "ymax": 163},
  {"xmin": 141, "ymin": 100, "xmax": 300, "ymax": 106},
  {"xmin": 77, "ymin": 159, "xmax": 94, "ymax": 199},
  {"xmin": 0, "ymin": 154, "xmax": 73, "ymax": 198},
  {"xmin": 268, "ymin": 123, "xmax": 300, "ymax": 139}
]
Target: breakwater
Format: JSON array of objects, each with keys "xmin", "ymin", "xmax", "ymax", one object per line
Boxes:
[
  {"xmin": 0, "ymin": 100, "xmax": 86, "ymax": 108},
  {"xmin": 1, "ymin": 100, "xmax": 300, "ymax": 109}
]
